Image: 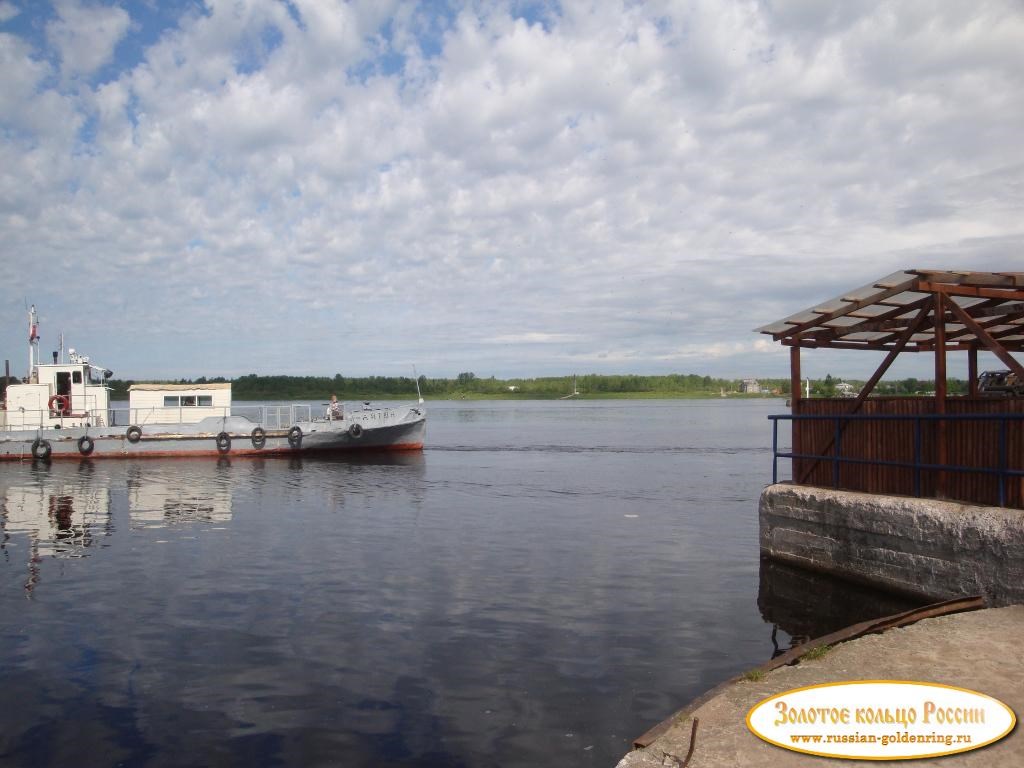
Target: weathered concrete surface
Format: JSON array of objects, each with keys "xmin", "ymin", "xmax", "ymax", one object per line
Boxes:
[
  {"xmin": 760, "ymin": 484, "xmax": 1024, "ymax": 605},
  {"xmin": 617, "ymin": 606, "xmax": 1024, "ymax": 767}
]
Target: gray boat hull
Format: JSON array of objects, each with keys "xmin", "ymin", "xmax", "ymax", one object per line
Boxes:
[{"xmin": 0, "ymin": 405, "xmax": 426, "ymax": 461}]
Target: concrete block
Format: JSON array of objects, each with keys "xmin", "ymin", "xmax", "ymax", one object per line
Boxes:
[{"xmin": 760, "ymin": 484, "xmax": 1024, "ymax": 606}]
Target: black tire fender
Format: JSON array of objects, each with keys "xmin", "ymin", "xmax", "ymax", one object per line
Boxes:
[
  {"xmin": 216, "ymin": 432, "xmax": 231, "ymax": 454},
  {"xmin": 78, "ymin": 435, "xmax": 95, "ymax": 456},
  {"xmin": 287, "ymin": 426, "xmax": 302, "ymax": 449},
  {"xmin": 349, "ymin": 423, "xmax": 363, "ymax": 439},
  {"xmin": 126, "ymin": 426, "xmax": 142, "ymax": 444},
  {"xmin": 31, "ymin": 438, "xmax": 52, "ymax": 461},
  {"xmin": 251, "ymin": 427, "xmax": 266, "ymax": 449}
]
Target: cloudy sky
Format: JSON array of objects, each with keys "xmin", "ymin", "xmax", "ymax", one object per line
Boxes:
[{"xmin": 1, "ymin": 0, "xmax": 1022, "ymax": 382}]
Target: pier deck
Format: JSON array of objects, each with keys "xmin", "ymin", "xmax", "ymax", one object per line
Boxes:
[{"xmin": 617, "ymin": 606, "xmax": 1023, "ymax": 767}]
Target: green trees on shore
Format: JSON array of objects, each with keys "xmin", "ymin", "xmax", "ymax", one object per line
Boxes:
[
  {"xmin": 105, "ymin": 372, "xmax": 780, "ymax": 399},
  {"xmin": 102, "ymin": 372, "xmax": 967, "ymax": 400}
]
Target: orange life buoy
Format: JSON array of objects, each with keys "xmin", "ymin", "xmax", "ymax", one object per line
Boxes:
[{"xmin": 48, "ymin": 394, "xmax": 70, "ymax": 414}]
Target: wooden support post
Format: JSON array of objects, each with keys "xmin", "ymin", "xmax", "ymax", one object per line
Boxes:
[
  {"xmin": 934, "ymin": 293, "xmax": 947, "ymax": 407},
  {"xmin": 968, "ymin": 345, "xmax": 979, "ymax": 397},
  {"xmin": 789, "ymin": 346, "xmax": 801, "ymax": 410},
  {"xmin": 790, "ymin": 345, "xmax": 802, "ymax": 482},
  {"xmin": 934, "ymin": 293, "xmax": 947, "ymax": 497}
]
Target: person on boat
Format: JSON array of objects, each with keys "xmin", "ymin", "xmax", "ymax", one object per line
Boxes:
[{"xmin": 328, "ymin": 394, "xmax": 343, "ymax": 420}]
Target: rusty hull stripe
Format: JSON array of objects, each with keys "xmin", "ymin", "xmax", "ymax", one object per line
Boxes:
[{"xmin": 0, "ymin": 442, "xmax": 424, "ymax": 460}]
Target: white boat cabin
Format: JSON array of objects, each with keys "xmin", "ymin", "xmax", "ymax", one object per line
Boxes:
[
  {"xmin": 128, "ymin": 383, "xmax": 232, "ymax": 425},
  {"xmin": 2, "ymin": 357, "xmax": 112, "ymax": 429},
  {"xmin": 1, "ymin": 307, "xmax": 232, "ymax": 432}
]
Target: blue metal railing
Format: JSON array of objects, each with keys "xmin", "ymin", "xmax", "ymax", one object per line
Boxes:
[{"xmin": 769, "ymin": 412, "xmax": 1024, "ymax": 507}]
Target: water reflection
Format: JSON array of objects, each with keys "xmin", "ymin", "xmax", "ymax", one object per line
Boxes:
[
  {"xmin": 126, "ymin": 463, "xmax": 233, "ymax": 527},
  {"xmin": 757, "ymin": 557, "xmax": 923, "ymax": 655},
  {"xmin": 2, "ymin": 463, "xmax": 112, "ymax": 559},
  {"xmin": 0, "ymin": 454, "xmax": 429, "ymax": 598}
]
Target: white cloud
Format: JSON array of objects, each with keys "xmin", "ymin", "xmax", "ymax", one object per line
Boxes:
[
  {"xmin": 488, "ymin": 333, "xmax": 583, "ymax": 344},
  {"xmin": 0, "ymin": 0, "xmax": 1021, "ymax": 380},
  {"xmin": 46, "ymin": 0, "xmax": 131, "ymax": 80},
  {"xmin": 0, "ymin": 33, "xmax": 56, "ymax": 128},
  {"xmin": 0, "ymin": 1, "xmax": 19, "ymax": 23}
]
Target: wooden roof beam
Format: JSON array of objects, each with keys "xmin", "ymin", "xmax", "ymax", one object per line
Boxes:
[
  {"xmin": 810, "ymin": 295, "xmax": 933, "ymax": 341},
  {"xmin": 924, "ymin": 343, "xmax": 1023, "ymax": 351},
  {"xmin": 945, "ymin": 300, "xmax": 1024, "ymax": 381},
  {"xmin": 871, "ymin": 300, "xmax": 1024, "ymax": 346},
  {"xmin": 949, "ymin": 299, "xmax": 1024, "ymax": 320},
  {"xmin": 987, "ymin": 322, "xmax": 1024, "ymax": 342},
  {"xmin": 810, "ymin": 296, "xmax": 1019, "ymax": 345},
  {"xmin": 797, "ymin": 320, "xmax": 1024, "ymax": 352},
  {"xmin": 784, "ymin": 339, "xmax": 905, "ymax": 352},
  {"xmin": 770, "ymin": 277, "xmax": 920, "ymax": 341},
  {"xmin": 874, "ymin": 328, "xmax": 927, "ymax": 346},
  {"xmin": 939, "ymin": 297, "xmax": 1024, "ymax": 341},
  {"xmin": 917, "ymin": 282, "xmax": 1024, "ymax": 302},
  {"xmin": 911, "ymin": 270, "xmax": 1024, "ymax": 287},
  {"xmin": 943, "ymin": 309, "xmax": 1023, "ymax": 343}
]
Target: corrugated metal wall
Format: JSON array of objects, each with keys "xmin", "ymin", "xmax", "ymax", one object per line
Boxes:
[{"xmin": 792, "ymin": 397, "xmax": 1024, "ymax": 508}]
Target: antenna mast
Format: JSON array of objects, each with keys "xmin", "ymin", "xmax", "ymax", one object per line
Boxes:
[
  {"xmin": 28, "ymin": 304, "xmax": 39, "ymax": 383},
  {"xmin": 413, "ymin": 365, "xmax": 424, "ymax": 404}
]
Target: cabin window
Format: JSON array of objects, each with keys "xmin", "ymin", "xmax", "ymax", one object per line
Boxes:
[
  {"xmin": 162, "ymin": 394, "xmax": 214, "ymax": 407},
  {"xmin": 72, "ymin": 371, "xmax": 82, "ymax": 384}
]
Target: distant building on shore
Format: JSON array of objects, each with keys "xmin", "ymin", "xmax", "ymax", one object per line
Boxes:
[
  {"xmin": 835, "ymin": 380, "xmax": 856, "ymax": 398},
  {"xmin": 741, "ymin": 378, "xmax": 760, "ymax": 394}
]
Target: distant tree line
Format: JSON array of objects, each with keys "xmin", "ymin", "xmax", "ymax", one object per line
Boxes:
[
  {"xmin": 99, "ymin": 372, "xmax": 972, "ymax": 401},
  {"xmin": 810, "ymin": 374, "xmax": 968, "ymax": 397},
  {"xmin": 104, "ymin": 372, "xmax": 758, "ymax": 399}
]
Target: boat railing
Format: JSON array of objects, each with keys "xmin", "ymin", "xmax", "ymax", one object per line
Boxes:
[
  {"xmin": 107, "ymin": 406, "xmax": 233, "ymax": 427},
  {"xmin": 230, "ymin": 404, "xmax": 313, "ymax": 429},
  {"xmin": 2, "ymin": 402, "xmax": 380, "ymax": 433},
  {"xmin": 0, "ymin": 407, "xmax": 46, "ymax": 432},
  {"xmin": 1, "ymin": 392, "xmax": 110, "ymax": 431}
]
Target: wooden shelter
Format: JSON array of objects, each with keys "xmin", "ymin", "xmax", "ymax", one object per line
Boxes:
[{"xmin": 757, "ymin": 269, "xmax": 1024, "ymax": 508}]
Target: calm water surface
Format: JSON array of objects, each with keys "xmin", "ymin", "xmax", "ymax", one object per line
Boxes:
[{"xmin": 0, "ymin": 400, "xmax": 916, "ymax": 767}]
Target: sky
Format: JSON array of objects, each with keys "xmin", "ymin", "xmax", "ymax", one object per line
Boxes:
[{"xmin": 1, "ymin": 0, "xmax": 1022, "ymax": 382}]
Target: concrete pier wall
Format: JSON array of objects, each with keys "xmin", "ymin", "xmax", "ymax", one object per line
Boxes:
[{"xmin": 759, "ymin": 484, "xmax": 1024, "ymax": 606}]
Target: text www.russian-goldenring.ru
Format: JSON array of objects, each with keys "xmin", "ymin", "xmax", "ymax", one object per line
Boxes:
[{"xmin": 789, "ymin": 732, "xmax": 972, "ymax": 747}]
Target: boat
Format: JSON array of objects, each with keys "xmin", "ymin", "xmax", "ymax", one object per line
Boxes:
[
  {"xmin": 559, "ymin": 374, "xmax": 580, "ymax": 399},
  {"xmin": 0, "ymin": 307, "xmax": 426, "ymax": 461}
]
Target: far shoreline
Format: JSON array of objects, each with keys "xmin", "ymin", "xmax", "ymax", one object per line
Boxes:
[{"xmin": 273, "ymin": 392, "xmax": 788, "ymax": 401}]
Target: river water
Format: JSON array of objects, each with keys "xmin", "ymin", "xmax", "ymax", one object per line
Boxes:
[{"xmin": 0, "ymin": 399, "xmax": 917, "ymax": 767}]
